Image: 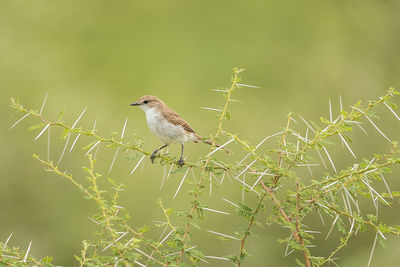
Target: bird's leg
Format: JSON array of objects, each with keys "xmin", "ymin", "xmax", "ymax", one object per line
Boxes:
[
  {"xmin": 150, "ymin": 144, "xmax": 168, "ymax": 163},
  {"xmin": 178, "ymin": 143, "xmax": 185, "ymax": 167}
]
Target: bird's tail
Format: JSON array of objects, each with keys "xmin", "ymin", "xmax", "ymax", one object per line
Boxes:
[{"xmin": 195, "ymin": 134, "xmax": 231, "ymax": 154}]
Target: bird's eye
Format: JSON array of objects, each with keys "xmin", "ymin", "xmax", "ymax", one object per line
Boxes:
[{"xmin": 143, "ymin": 100, "xmax": 149, "ymax": 104}]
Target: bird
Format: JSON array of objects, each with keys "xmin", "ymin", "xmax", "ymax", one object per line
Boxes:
[{"xmin": 130, "ymin": 95, "xmax": 227, "ymax": 166}]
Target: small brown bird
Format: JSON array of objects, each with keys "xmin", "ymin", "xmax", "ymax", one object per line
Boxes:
[{"xmin": 130, "ymin": 95, "xmax": 224, "ymax": 166}]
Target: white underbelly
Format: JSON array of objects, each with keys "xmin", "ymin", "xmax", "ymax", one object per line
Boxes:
[{"xmin": 146, "ymin": 110, "xmax": 193, "ymax": 144}]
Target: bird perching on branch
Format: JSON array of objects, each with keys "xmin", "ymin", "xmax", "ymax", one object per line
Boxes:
[{"xmin": 131, "ymin": 95, "xmax": 229, "ymax": 166}]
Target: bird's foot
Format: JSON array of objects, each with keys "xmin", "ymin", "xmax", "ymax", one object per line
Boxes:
[
  {"xmin": 150, "ymin": 151, "xmax": 158, "ymax": 163},
  {"xmin": 178, "ymin": 157, "xmax": 185, "ymax": 167}
]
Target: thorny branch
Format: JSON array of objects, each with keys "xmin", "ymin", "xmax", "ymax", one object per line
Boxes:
[
  {"xmin": 6, "ymin": 71, "xmax": 400, "ymax": 267},
  {"xmin": 176, "ymin": 68, "xmax": 244, "ymax": 265}
]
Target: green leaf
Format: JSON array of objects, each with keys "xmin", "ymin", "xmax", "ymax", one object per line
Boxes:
[
  {"xmin": 42, "ymin": 256, "xmax": 53, "ymax": 263},
  {"xmin": 238, "ymin": 203, "xmax": 253, "ymax": 220}
]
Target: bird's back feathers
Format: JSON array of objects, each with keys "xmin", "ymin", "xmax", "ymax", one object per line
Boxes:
[{"xmin": 161, "ymin": 105, "xmax": 197, "ymax": 135}]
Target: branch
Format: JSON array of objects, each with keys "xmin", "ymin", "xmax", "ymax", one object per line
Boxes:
[{"xmin": 259, "ymin": 180, "xmax": 311, "ymax": 267}]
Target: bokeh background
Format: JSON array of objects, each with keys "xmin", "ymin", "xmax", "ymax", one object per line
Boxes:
[{"xmin": 1, "ymin": 1, "xmax": 400, "ymax": 266}]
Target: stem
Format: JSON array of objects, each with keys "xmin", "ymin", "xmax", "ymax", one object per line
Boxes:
[
  {"xmin": 259, "ymin": 180, "xmax": 311, "ymax": 267},
  {"xmin": 215, "ymin": 68, "xmax": 241, "ymax": 137},
  {"xmin": 87, "ymin": 155, "xmax": 116, "ymax": 239},
  {"xmin": 34, "ymin": 154, "xmax": 168, "ymax": 264},
  {"xmin": 176, "ymin": 69, "xmax": 241, "ymax": 264},
  {"xmin": 11, "ymin": 101, "xmax": 198, "ymax": 168},
  {"xmin": 237, "ymin": 193, "xmax": 267, "ymax": 267}
]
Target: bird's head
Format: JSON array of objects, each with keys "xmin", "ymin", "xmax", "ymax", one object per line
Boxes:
[{"xmin": 130, "ymin": 95, "xmax": 165, "ymax": 111}]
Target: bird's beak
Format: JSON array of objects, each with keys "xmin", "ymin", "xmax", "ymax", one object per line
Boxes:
[{"xmin": 130, "ymin": 102, "xmax": 141, "ymax": 106}]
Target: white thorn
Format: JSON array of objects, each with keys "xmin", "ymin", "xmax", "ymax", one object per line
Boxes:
[
  {"xmin": 284, "ymin": 233, "xmax": 293, "ymax": 257},
  {"xmin": 204, "ymin": 255, "xmax": 230, "ymax": 261},
  {"xmin": 343, "ymin": 190, "xmax": 353, "ymax": 215},
  {"xmin": 338, "ymin": 133, "xmax": 357, "ymax": 159},
  {"xmin": 23, "ymin": 241, "xmax": 32, "ymax": 263},
  {"xmin": 85, "ymin": 140, "xmax": 101, "ymax": 156},
  {"xmin": 361, "ymin": 178, "xmax": 390, "ymax": 206},
  {"xmin": 173, "ymin": 168, "xmax": 190, "ymax": 199},
  {"xmin": 232, "ymin": 173, "xmax": 260, "ymax": 196},
  {"xmin": 166, "ymin": 246, "xmax": 197, "ymax": 257},
  {"xmin": 316, "ymin": 208, "xmax": 325, "ymax": 227},
  {"xmin": 205, "ymin": 230, "xmax": 240, "ymax": 240},
  {"xmin": 298, "ymin": 114, "xmax": 316, "ymax": 133},
  {"xmin": 210, "ymin": 160, "xmax": 227, "ymax": 169},
  {"xmin": 87, "ymin": 216, "xmax": 99, "ymax": 224},
  {"xmin": 251, "ymin": 168, "xmax": 269, "ymax": 189},
  {"xmin": 285, "ymin": 250, "xmax": 295, "ymax": 257},
  {"xmin": 291, "ymin": 131, "xmax": 308, "ymax": 143},
  {"xmin": 200, "ymin": 107, "xmax": 222, "ymax": 112},
  {"xmin": 315, "ymin": 201, "xmax": 329, "ymax": 210},
  {"xmin": 134, "ymin": 248, "xmax": 156, "ymax": 262},
  {"xmin": 92, "ymin": 119, "xmax": 97, "ymax": 132},
  {"xmin": 58, "ymin": 108, "xmax": 87, "ymax": 164},
  {"xmin": 342, "ymin": 186, "xmax": 357, "ymax": 208},
  {"xmin": 325, "ymin": 215, "xmax": 339, "ymax": 240},
  {"xmin": 296, "ymin": 163, "xmax": 320, "ymax": 167},
  {"xmin": 39, "ymin": 92, "xmax": 48, "ymax": 115},
  {"xmin": 102, "ymin": 232, "xmax": 128, "ymax": 252},
  {"xmin": 201, "ymin": 207, "xmax": 230, "ymax": 215},
  {"xmin": 365, "ymin": 157, "xmax": 376, "ymax": 169},
  {"xmin": 71, "ymin": 108, "xmax": 87, "ymax": 128},
  {"xmin": 367, "ymin": 233, "xmax": 378, "ymax": 267},
  {"xmin": 69, "ymin": 133, "xmax": 82, "ymax": 152},
  {"xmin": 130, "ymin": 155, "xmax": 146, "ymax": 175},
  {"xmin": 349, "ymin": 218, "xmax": 355, "ymax": 234},
  {"xmin": 352, "ymin": 106, "xmax": 391, "ymax": 143},
  {"xmin": 290, "ymin": 117, "xmax": 299, "ymax": 124},
  {"xmin": 205, "ymin": 138, "xmax": 234, "ymax": 157},
  {"xmin": 159, "ymin": 229, "xmax": 174, "ymax": 246},
  {"xmin": 34, "ymin": 123, "xmax": 50, "ymax": 141},
  {"xmin": 322, "ymin": 146, "xmax": 337, "ymax": 174},
  {"xmin": 356, "ymin": 123, "xmax": 368, "ymax": 135},
  {"xmin": 377, "ymin": 229, "xmax": 386, "ymax": 240},
  {"xmin": 121, "ymin": 118, "xmax": 128, "ymax": 138},
  {"xmin": 236, "ymin": 83, "xmax": 260, "ymax": 88},
  {"xmin": 381, "ymin": 98, "xmax": 400, "ymax": 121},
  {"xmin": 4, "ymin": 232, "xmax": 13, "ymax": 247},
  {"xmin": 108, "ymin": 147, "xmax": 120, "ymax": 175},
  {"xmin": 221, "ymin": 197, "xmax": 240, "ymax": 208},
  {"xmin": 58, "ymin": 133, "xmax": 71, "ymax": 165},
  {"xmin": 211, "ymin": 88, "xmax": 229, "ymax": 92},
  {"xmin": 210, "ymin": 172, "xmax": 221, "ymax": 184},
  {"xmin": 9, "ymin": 113, "xmax": 30, "ymax": 130},
  {"xmin": 166, "ymin": 164, "xmax": 174, "ymax": 181},
  {"xmin": 380, "ymin": 173, "xmax": 392, "ymax": 199},
  {"xmin": 160, "ymin": 165, "xmax": 167, "ymax": 190},
  {"xmin": 220, "ymin": 171, "xmax": 225, "ymax": 185},
  {"xmin": 236, "ymin": 159, "xmax": 257, "ymax": 179}
]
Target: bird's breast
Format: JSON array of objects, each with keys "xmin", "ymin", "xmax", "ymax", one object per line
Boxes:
[{"xmin": 145, "ymin": 108, "xmax": 192, "ymax": 144}]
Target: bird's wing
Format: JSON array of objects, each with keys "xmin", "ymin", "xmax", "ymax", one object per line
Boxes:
[{"xmin": 162, "ymin": 106, "xmax": 197, "ymax": 134}]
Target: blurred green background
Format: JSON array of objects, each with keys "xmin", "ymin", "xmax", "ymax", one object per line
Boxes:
[{"xmin": 1, "ymin": 0, "xmax": 400, "ymax": 266}]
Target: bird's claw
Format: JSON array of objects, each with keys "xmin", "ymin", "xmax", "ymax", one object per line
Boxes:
[
  {"xmin": 178, "ymin": 157, "xmax": 185, "ymax": 167},
  {"xmin": 150, "ymin": 151, "xmax": 157, "ymax": 163}
]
